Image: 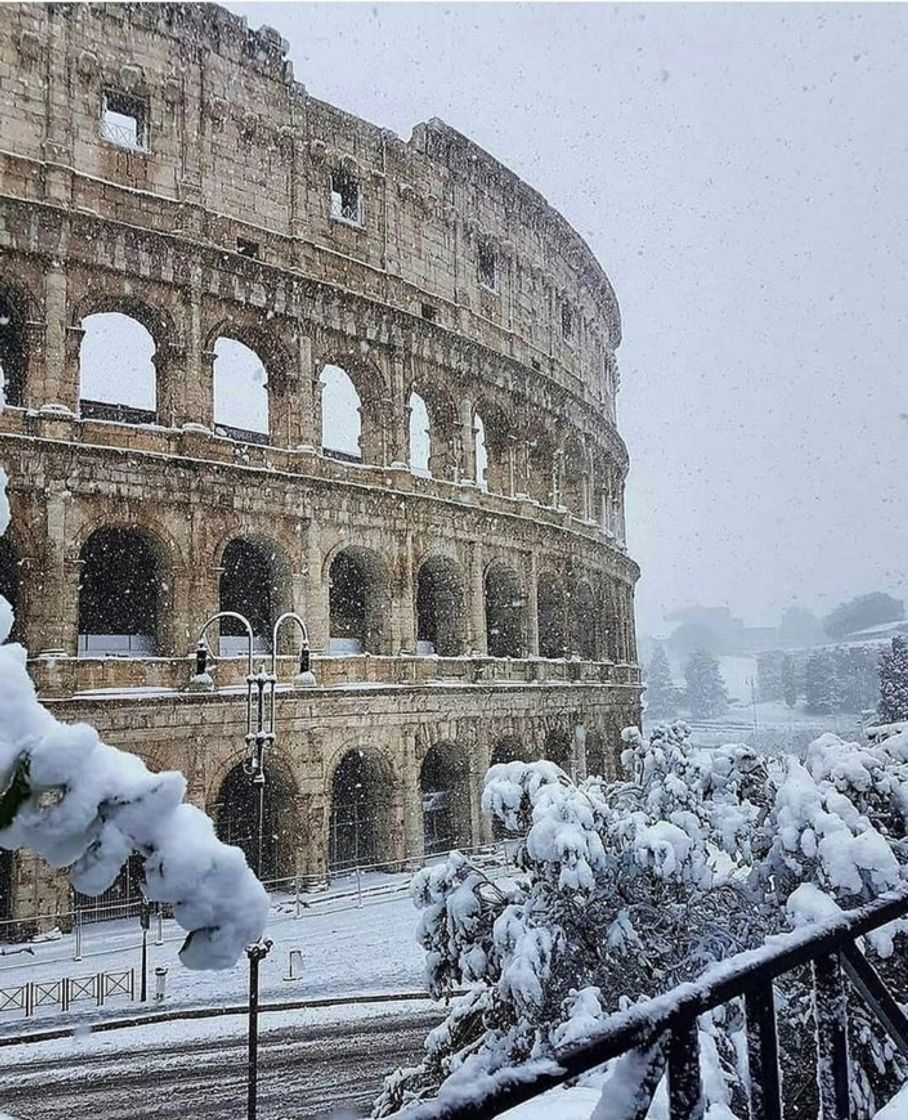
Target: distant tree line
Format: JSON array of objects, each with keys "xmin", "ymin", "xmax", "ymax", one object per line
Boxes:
[
  {"xmin": 757, "ymin": 646, "xmax": 880, "ymax": 714},
  {"xmin": 645, "ymin": 645, "xmax": 727, "ymax": 721}
]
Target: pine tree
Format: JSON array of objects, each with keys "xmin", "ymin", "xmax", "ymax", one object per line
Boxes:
[
  {"xmin": 683, "ymin": 648, "xmax": 727, "ymax": 719},
  {"xmin": 804, "ymin": 651, "xmax": 840, "ymax": 715},
  {"xmin": 644, "ymin": 645, "xmax": 679, "ymax": 719},
  {"xmin": 879, "ymin": 635, "xmax": 908, "ymax": 723},
  {"xmin": 781, "ymin": 654, "xmax": 798, "ymax": 708}
]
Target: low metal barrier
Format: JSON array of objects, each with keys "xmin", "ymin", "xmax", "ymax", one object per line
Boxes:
[
  {"xmin": 0, "ymin": 968, "xmax": 135, "ymax": 1018},
  {"xmin": 394, "ymin": 883, "xmax": 908, "ymax": 1120}
]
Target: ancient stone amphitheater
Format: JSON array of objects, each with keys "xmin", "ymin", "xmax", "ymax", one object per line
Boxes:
[{"xmin": 0, "ymin": 2, "xmax": 640, "ymax": 926}]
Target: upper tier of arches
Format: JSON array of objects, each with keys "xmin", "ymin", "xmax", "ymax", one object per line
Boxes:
[{"xmin": 0, "ymin": 267, "xmax": 628, "ymax": 546}]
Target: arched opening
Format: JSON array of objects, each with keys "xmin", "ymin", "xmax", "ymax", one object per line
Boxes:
[
  {"xmin": 328, "ymin": 547, "xmax": 389, "ymax": 655},
  {"xmin": 543, "ymin": 728, "xmax": 573, "ymax": 772},
  {"xmin": 74, "ymin": 852, "xmax": 145, "ymax": 924},
  {"xmin": 215, "ymin": 762, "xmax": 297, "ymax": 883},
  {"xmin": 585, "ymin": 730, "xmax": 609, "ymax": 780},
  {"xmin": 562, "ymin": 438, "xmax": 587, "ymax": 517},
  {"xmin": 79, "ymin": 312, "xmax": 157, "ymax": 423},
  {"xmin": 213, "ymin": 337, "xmax": 269, "ymax": 444},
  {"xmin": 219, "ymin": 538, "xmax": 287, "ymax": 655},
  {"xmin": 474, "ymin": 413, "xmax": 489, "ymax": 490},
  {"xmin": 78, "ymin": 528, "xmax": 164, "ymax": 657},
  {"xmin": 572, "ymin": 580, "xmax": 597, "ymax": 660},
  {"xmin": 414, "ymin": 384, "xmax": 459, "ymax": 480},
  {"xmin": 0, "ymin": 290, "xmax": 26, "ymax": 408},
  {"xmin": 408, "ymin": 391, "xmax": 431, "ymax": 475},
  {"xmin": 490, "ymin": 736, "xmax": 531, "ymax": 767},
  {"xmin": 416, "ymin": 556, "xmax": 465, "ymax": 657},
  {"xmin": 421, "ymin": 744, "xmax": 471, "ymax": 855},
  {"xmin": 0, "ymin": 536, "xmax": 22, "ymax": 645},
  {"xmin": 329, "ymin": 749, "xmax": 392, "ymax": 870},
  {"xmin": 484, "ymin": 562, "xmax": 526, "ymax": 658},
  {"xmin": 320, "ymin": 364, "xmax": 362, "ymax": 462},
  {"xmin": 537, "ymin": 574, "xmax": 569, "ymax": 659}
]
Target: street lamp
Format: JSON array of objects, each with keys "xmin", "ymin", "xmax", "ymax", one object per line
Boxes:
[
  {"xmin": 191, "ymin": 610, "xmax": 315, "ymax": 878},
  {"xmin": 190, "ymin": 610, "xmax": 314, "ymax": 1120}
]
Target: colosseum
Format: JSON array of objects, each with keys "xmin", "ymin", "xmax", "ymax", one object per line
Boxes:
[{"xmin": 0, "ymin": 2, "xmax": 640, "ymax": 926}]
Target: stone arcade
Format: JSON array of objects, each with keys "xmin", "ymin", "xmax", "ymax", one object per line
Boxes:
[{"xmin": 0, "ymin": 2, "xmax": 641, "ymax": 926}]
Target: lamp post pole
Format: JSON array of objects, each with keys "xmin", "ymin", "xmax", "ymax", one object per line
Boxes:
[{"xmin": 189, "ymin": 610, "xmax": 315, "ymax": 1119}]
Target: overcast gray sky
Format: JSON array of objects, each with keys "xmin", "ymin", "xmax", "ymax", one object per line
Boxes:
[{"xmin": 229, "ymin": 2, "xmax": 908, "ymax": 636}]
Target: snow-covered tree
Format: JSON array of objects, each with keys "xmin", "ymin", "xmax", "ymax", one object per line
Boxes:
[
  {"xmin": 376, "ymin": 721, "xmax": 908, "ymax": 1119},
  {"xmin": 781, "ymin": 653, "xmax": 798, "ymax": 708},
  {"xmin": 683, "ymin": 648, "xmax": 727, "ymax": 718},
  {"xmin": 879, "ymin": 635, "xmax": 908, "ymax": 723},
  {"xmin": 0, "ymin": 466, "xmax": 267, "ymax": 969},
  {"xmin": 643, "ymin": 645, "xmax": 679, "ymax": 720},
  {"xmin": 804, "ymin": 649, "xmax": 840, "ymax": 714}
]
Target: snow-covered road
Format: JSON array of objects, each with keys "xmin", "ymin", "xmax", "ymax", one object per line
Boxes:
[{"xmin": 0, "ymin": 1001, "xmax": 442, "ymax": 1119}]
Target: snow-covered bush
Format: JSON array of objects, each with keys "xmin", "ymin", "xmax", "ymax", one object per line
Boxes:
[
  {"xmin": 375, "ymin": 720, "xmax": 908, "ymax": 1118},
  {"xmin": 0, "ymin": 466, "xmax": 268, "ymax": 969}
]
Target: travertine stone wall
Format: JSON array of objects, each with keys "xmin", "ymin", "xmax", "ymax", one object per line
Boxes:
[{"xmin": 0, "ymin": 2, "xmax": 642, "ymax": 923}]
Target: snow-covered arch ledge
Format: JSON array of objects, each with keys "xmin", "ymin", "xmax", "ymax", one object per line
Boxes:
[{"xmin": 0, "ymin": 462, "xmax": 268, "ymax": 970}]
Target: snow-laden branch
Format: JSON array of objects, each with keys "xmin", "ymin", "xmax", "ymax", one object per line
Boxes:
[{"xmin": 0, "ymin": 467, "xmax": 268, "ymax": 969}]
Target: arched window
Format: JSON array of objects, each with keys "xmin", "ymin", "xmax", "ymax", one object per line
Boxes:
[
  {"xmin": 572, "ymin": 581, "xmax": 597, "ymax": 660},
  {"xmin": 0, "ymin": 537, "xmax": 22, "ymax": 645},
  {"xmin": 320, "ymin": 364, "xmax": 362, "ymax": 461},
  {"xmin": 490, "ymin": 736, "xmax": 530, "ymax": 767},
  {"xmin": 213, "ymin": 338, "xmax": 269, "ymax": 444},
  {"xmin": 537, "ymin": 574, "xmax": 569, "ymax": 659},
  {"xmin": 79, "ymin": 312, "xmax": 156, "ymax": 423},
  {"xmin": 474, "ymin": 413, "xmax": 488, "ymax": 490},
  {"xmin": 78, "ymin": 528, "xmax": 161, "ymax": 657},
  {"xmin": 408, "ymin": 391, "xmax": 431, "ymax": 475},
  {"xmin": 329, "ymin": 749, "xmax": 390, "ymax": 870},
  {"xmin": 421, "ymin": 744, "xmax": 470, "ymax": 855},
  {"xmin": 484, "ymin": 562, "xmax": 526, "ymax": 658},
  {"xmin": 329, "ymin": 547, "xmax": 388, "ymax": 655},
  {"xmin": 219, "ymin": 538, "xmax": 284, "ymax": 655},
  {"xmin": 215, "ymin": 763, "xmax": 296, "ymax": 882},
  {"xmin": 0, "ymin": 292, "xmax": 26, "ymax": 408},
  {"xmin": 416, "ymin": 557, "xmax": 465, "ymax": 657},
  {"xmin": 543, "ymin": 728, "xmax": 573, "ymax": 771}
]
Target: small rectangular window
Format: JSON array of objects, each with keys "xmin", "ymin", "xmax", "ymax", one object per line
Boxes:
[
  {"xmin": 100, "ymin": 90, "xmax": 148, "ymax": 152},
  {"xmin": 478, "ymin": 239, "xmax": 498, "ymax": 292},
  {"xmin": 561, "ymin": 302, "xmax": 575, "ymax": 344},
  {"xmin": 236, "ymin": 238, "xmax": 259, "ymax": 259},
  {"xmin": 421, "ymin": 303, "xmax": 437, "ymax": 323},
  {"xmin": 330, "ymin": 168, "xmax": 362, "ymax": 225}
]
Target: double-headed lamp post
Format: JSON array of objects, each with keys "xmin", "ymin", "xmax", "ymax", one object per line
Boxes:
[{"xmin": 189, "ymin": 608, "xmax": 315, "ymax": 1120}]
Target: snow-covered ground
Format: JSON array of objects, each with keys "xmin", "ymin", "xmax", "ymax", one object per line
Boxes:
[{"xmin": 0, "ymin": 866, "xmax": 431, "ymax": 1036}]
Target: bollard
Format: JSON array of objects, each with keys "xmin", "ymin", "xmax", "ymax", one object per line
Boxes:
[
  {"xmin": 73, "ymin": 910, "xmax": 83, "ymax": 963},
  {"xmin": 284, "ymin": 948, "xmax": 303, "ymax": 981},
  {"xmin": 294, "ymin": 875, "xmax": 301, "ymax": 920},
  {"xmin": 356, "ymin": 865, "xmax": 363, "ymax": 909},
  {"xmin": 154, "ymin": 966, "xmax": 168, "ymax": 1002}
]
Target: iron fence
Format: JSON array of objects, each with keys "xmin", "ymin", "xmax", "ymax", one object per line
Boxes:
[
  {"xmin": 0, "ymin": 968, "xmax": 135, "ymax": 1018},
  {"xmin": 392, "ymin": 883, "xmax": 908, "ymax": 1120}
]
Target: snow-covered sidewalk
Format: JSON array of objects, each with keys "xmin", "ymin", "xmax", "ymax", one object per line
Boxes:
[{"xmin": 0, "ymin": 867, "xmax": 429, "ymax": 1038}]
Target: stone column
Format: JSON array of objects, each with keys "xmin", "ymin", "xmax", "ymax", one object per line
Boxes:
[
  {"xmin": 295, "ymin": 334, "xmax": 316, "ymax": 450},
  {"xmin": 526, "ymin": 551, "xmax": 540, "ymax": 657},
  {"xmin": 180, "ymin": 288, "xmax": 212, "ymax": 430},
  {"xmin": 304, "ymin": 522, "xmax": 328, "ymax": 652},
  {"xmin": 388, "ymin": 351, "xmax": 409, "ymax": 468},
  {"xmin": 514, "ymin": 439, "xmax": 530, "ymax": 499},
  {"xmin": 460, "ymin": 398, "xmax": 476, "ymax": 482},
  {"xmin": 39, "ymin": 266, "xmax": 77, "ymax": 412},
  {"xmin": 468, "ymin": 540, "xmax": 486, "ymax": 655},
  {"xmin": 401, "ymin": 732, "xmax": 425, "ymax": 866},
  {"xmin": 394, "ymin": 532, "xmax": 416, "ymax": 655},
  {"xmin": 33, "ymin": 483, "xmax": 76, "ymax": 657}
]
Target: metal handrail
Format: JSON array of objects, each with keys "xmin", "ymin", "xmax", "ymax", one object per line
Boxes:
[{"xmin": 393, "ymin": 882, "xmax": 908, "ymax": 1120}]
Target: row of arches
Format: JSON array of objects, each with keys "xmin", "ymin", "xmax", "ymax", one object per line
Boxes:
[
  {"xmin": 212, "ymin": 727, "xmax": 604, "ymax": 880},
  {"xmin": 55, "ymin": 528, "xmax": 606, "ymax": 659},
  {"xmin": 0, "ymin": 284, "xmax": 625, "ymax": 528}
]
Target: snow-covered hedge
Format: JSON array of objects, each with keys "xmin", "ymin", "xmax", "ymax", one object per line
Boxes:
[
  {"xmin": 375, "ymin": 721, "xmax": 908, "ymax": 1118},
  {"xmin": 0, "ymin": 468, "xmax": 268, "ymax": 969}
]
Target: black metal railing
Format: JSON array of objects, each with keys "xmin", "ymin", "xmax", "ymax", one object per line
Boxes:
[
  {"xmin": 80, "ymin": 399, "xmax": 157, "ymax": 425},
  {"xmin": 395, "ymin": 883, "xmax": 908, "ymax": 1120}
]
